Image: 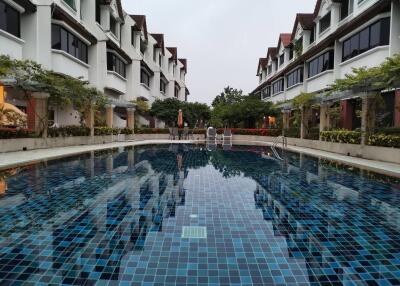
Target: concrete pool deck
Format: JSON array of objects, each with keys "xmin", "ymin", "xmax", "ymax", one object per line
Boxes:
[{"xmin": 0, "ymin": 139, "xmax": 399, "ymax": 178}]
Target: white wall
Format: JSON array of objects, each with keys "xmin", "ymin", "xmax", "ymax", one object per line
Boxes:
[{"xmin": 0, "ymin": 31, "xmax": 24, "ymax": 59}]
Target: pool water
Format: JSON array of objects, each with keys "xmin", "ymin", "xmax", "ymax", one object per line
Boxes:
[{"xmin": 0, "ymin": 144, "xmax": 399, "ymax": 286}]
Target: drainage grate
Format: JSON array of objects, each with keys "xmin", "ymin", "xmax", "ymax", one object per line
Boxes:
[{"xmin": 181, "ymin": 226, "xmax": 207, "ymax": 239}]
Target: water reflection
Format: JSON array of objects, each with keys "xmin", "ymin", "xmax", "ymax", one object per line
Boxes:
[
  {"xmin": 0, "ymin": 145, "xmax": 207, "ymax": 284},
  {"xmin": 0, "ymin": 145, "xmax": 399, "ymax": 285}
]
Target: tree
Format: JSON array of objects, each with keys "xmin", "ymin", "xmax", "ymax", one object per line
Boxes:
[
  {"xmin": 150, "ymin": 98, "xmax": 210, "ymax": 127},
  {"xmin": 210, "ymin": 86, "xmax": 277, "ymax": 128},
  {"xmin": 211, "ymin": 86, "xmax": 244, "ymax": 107},
  {"xmin": 0, "ymin": 56, "xmax": 108, "ymax": 134}
]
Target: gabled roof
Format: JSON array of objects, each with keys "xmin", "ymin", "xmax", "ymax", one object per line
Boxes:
[
  {"xmin": 179, "ymin": 59, "xmax": 187, "ymax": 73},
  {"xmin": 151, "ymin": 34, "xmax": 165, "ymax": 55},
  {"xmin": 313, "ymin": 0, "xmax": 342, "ymax": 19},
  {"xmin": 277, "ymin": 33, "xmax": 292, "ymax": 50},
  {"xmin": 14, "ymin": 0, "xmax": 36, "ymax": 13},
  {"xmin": 266, "ymin": 47, "xmax": 278, "ymax": 60},
  {"xmin": 167, "ymin": 47, "xmax": 178, "ymax": 64},
  {"xmin": 130, "ymin": 15, "xmax": 148, "ymax": 40},
  {"xmin": 291, "ymin": 13, "xmax": 314, "ymax": 40},
  {"xmin": 257, "ymin": 58, "xmax": 268, "ymax": 75},
  {"xmin": 104, "ymin": 0, "xmax": 124, "ymax": 22}
]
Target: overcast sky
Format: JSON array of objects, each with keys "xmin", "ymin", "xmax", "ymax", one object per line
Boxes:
[{"xmin": 122, "ymin": 0, "xmax": 316, "ymax": 105}]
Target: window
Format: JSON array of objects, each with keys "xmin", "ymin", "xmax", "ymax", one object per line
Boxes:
[
  {"xmin": 262, "ymin": 86, "xmax": 271, "ymax": 99},
  {"xmin": 340, "ymin": 0, "xmax": 354, "ymax": 21},
  {"xmin": 342, "ymin": 17, "xmax": 390, "ymax": 62},
  {"xmin": 273, "ymin": 59, "xmax": 278, "ymax": 71},
  {"xmin": 95, "ymin": 0, "xmax": 101, "ymax": 24},
  {"xmin": 0, "ymin": 0, "xmax": 20, "ymax": 38},
  {"xmin": 160, "ymin": 79, "xmax": 167, "ymax": 93},
  {"xmin": 140, "ymin": 38, "xmax": 147, "ymax": 54},
  {"xmin": 140, "ymin": 69, "xmax": 151, "ymax": 87},
  {"xmin": 153, "ymin": 48, "xmax": 157, "ymax": 62},
  {"xmin": 107, "ymin": 52, "xmax": 126, "ymax": 78},
  {"xmin": 159, "ymin": 54, "xmax": 162, "ymax": 67},
  {"xmin": 272, "ymin": 79, "xmax": 284, "ymax": 95},
  {"xmin": 267, "ymin": 65, "xmax": 272, "ymax": 75},
  {"xmin": 308, "ymin": 50, "xmax": 334, "ymax": 78},
  {"xmin": 310, "ymin": 25, "xmax": 315, "ymax": 44},
  {"xmin": 319, "ymin": 12, "xmax": 331, "ymax": 34},
  {"xmin": 175, "ymin": 86, "xmax": 180, "ymax": 98},
  {"xmin": 131, "ymin": 28, "xmax": 135, "ymax": 46},
  {"xmin": 286, "ymin": 67, "xmax": 303, "ymax": 88},
  {"xmin": 110, "ymin": 16, "xmax": 117, "ymax": 36},
  {"xmin": 173, "ymin": 64, "xmax": 176, "ymax": 76},
  {"xmin": 52, "ymin": 24, "xmax": 88, "ymax": 63},
  {"xmin": 63, "ymin": 0, "xmax": 76, "ymax": 10},
  {"xmin": 289, "ymin": 46, "xmax": 294, "ymax": 60},
  {"xmin": 279, "ymin": 54, "xmax": 285, "ymax": 66}
]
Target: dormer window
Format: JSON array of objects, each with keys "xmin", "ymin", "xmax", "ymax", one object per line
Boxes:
[
  {"xmin": 140, "ymin": 38, "xmax": 147, "ymax": 54},
  {"xmin": 273, "ymin": 59, "xmax": 278, "ymax": 71},
  {"xmin": 279, "ymin": 54, "xmax": 284, "ymax": 66},
  {"xmin": 319, "ymin": 12, "xmax": 331, "ymax": 34},
  {"xmin": 310, "ymin": 25, "xmax": 316, "ymax": 44},
  {"xmin": 153, "ymin": 48, "xmax": 157, "ymax": 62},
  {"xmin": 289, "ymin": 46, "xmax": 294, "ymax": 60},
  {"xmin": 63, "ymin": 0, "xmax": 76, "ymax": 10},
  {"xmin": 159, "ymin": 54, "xmax": 162, "ymax": 67},
  {"xmin": 340, "ymin": 0, "xmax": 354, "ymax": 21},
  {"xmin": 95, "ymin": 0, "xmax": 101, "ymax": 24},
  {"xmin": 267, "ymin": 65, "xmax": 272, "ymax": 75},
  {"xmin": 110, "ymin": 15, "xmax": 117, "ymax": 36}
]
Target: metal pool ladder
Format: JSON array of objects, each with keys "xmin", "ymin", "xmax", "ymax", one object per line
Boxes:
[{"xmin": 271, "ymin": 136, "xmax": 287, "ymax": 161}]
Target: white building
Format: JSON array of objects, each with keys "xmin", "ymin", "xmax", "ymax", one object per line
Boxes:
[
  {"xmin": 252, "ymin": 0, "xmax": 400, "ymax": 108},
  {"xmin": 0, "ymin": 0, "xmax": 189, "ymax": 129}
]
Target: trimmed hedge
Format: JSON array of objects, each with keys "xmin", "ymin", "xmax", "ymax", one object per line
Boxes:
[
  {"xmin": 320, "ymin": 130, "xmax": 361, "ymax": 144},
  {"xmin": 48, "ymin": 126, "xmax": 90, "ymax": 137},
  {"xmin": 0, "ymin": 127, "xmax": 36, "ymax": 139},
  {"xmin": 368, "ymin": 134, "xmax": 400, "ymax": 148},
  {"xmin": 222, "ymin": 128, "xmax": 281, "ymax": 137},
  {"xmin": 135, "ymin": 128, "xmax": 170, "ymax": 134},
  {"xmin": 375, "ymin": 127, "xmax": 400, "ymax": 136},
  {"xmin": 284, "ymin": 127, "xmax": 300, "ymax": 138}
]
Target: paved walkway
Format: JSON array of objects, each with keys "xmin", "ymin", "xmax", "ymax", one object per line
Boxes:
[{"xmin": 1, "ymin": 139, "xmax": 399, "ymax": 178}]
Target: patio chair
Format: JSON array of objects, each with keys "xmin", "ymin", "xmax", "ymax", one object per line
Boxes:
[
  {"xmin": 222, "ymin": 129, "xmax": 232, "ymax": 144},
  {"xmin": 207, "ymin": 127, "xmax": 217, "ymax": 143},
  {"xmin": 182, "ymin": 127, "xmax": 189, "ymax": 140},
  {"xmin": 172, "ymin": 127, "xmax": 179, "ymax": 140}
]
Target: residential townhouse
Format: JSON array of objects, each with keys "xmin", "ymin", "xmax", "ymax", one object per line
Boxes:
[
  {"xmin": 0, "ymin": 0, "xmax": 189, "ymax": 129},
  {"xmin": 252, "ymin": 0, "xmax": 400, "ymax": 129}
]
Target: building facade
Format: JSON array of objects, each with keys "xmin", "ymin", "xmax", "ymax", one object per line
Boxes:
[
  {"xmin": 0, "ymin": 0, "xmax": 189, "ymax": 129},
  {"xmin": 252, "ymin": 0, "xmax": 400, "ymax": 129}
]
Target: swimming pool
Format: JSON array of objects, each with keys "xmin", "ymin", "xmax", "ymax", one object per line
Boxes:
[{"xmin": 0, "ymin": 144, "xmax": 399, "ymax": 285}]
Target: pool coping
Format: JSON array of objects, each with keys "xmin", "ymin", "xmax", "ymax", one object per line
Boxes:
[{"xmin": 0, "ymin": 139, "xmax": 399, "ymax": 178}]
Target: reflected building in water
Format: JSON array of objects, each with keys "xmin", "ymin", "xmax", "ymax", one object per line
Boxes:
[
  {"xmin": 254, "ymin": 152, "xmax": 400, "ymax": 285},
  {"xmin": 0, "ymin": 145, "xmax": 190, "ymax": 284}
]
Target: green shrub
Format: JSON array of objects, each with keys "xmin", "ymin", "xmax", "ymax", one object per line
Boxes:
[
  {"xmin": 368, "ymin": 134, "xmax": 400, "ymax": 148},
  {"xmin": 0, "ymin": 127, "xmax": 36, "ymax": 139},
  {"xmin": 306, "ymin": 127, "xmax": 320, "ymax": 140},
  {"xmin": 119, "ymin": 128, "xmax": 134, "ymax": 135},
  {"xmin": 320, "ymin": 130, "xmax": 361, "ymax": 144},
  {"xmin": 284, "ymin": 127, "xmax": 300, "ymax": 138},
  {"xmin": 48, "ymin": 126, "xmax": 90, "ymax": 137},
  {"xmin": 217, "ymin": 128, "xmax": 281, "ymax": 137},
  {"xmin": 375, "ymin": 127, "xmax": 400, "ymax": 136},
  {"xmin": 94, "ymin": 127, "xmax": 120, "ymax": 136},
  {"xmin": 135, "ymin": 128, "xmax": 170, "ymax": 134}
]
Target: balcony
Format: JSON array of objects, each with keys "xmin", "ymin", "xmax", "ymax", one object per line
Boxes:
[
  {"xmin": 306, "ymin": 70, "xmax": 334, "ymax": 93},
  {"xmin": 51, "ymin": 50, "xmax": 89, "ymax": 80},
  {"xmin": 0, "ymin": 29, "xmax": 24, "ymax": 60},
  {"xmin": 106, "ymin": 71, "xmax": 127, "ymax": 94}
]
